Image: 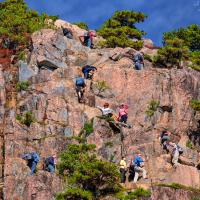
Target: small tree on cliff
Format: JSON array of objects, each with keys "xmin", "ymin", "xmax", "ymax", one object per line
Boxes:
[
  {"xmin": 163, "ymin": 24, "xmax": 200, "ymax": 52},
  {"xmin": 56, "ymin": 144, "xmax": 122, "ymax": 200},
  {"xmin": 154, "ymin": 38, "xmax": 189, "ymax": 68},
  {"xmin": 0, "ymin": 0, "xmax": 58, "ymax": 46},
  {"xmin": 73, "ymin": 22, "xmax": 89, "ymax": 30},
  {"xmin": 98, "ymin": 10, "xmax": 147, "ymax": 50}
]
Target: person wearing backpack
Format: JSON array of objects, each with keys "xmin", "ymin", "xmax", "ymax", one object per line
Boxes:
[
  {"xmin": 82, "ymin": 65, "xmax": 97, "ymax": 79},
  {"xmin": 133, "ymin": 153, "xmax": 147, "ymax": 183},
  {"xmin": 61, "ymin": 26, "xmax": 73, "ymax": 39},
  {"xmin": 75, "ymin": 75, "xmax": 86, "ymax": 103},
  {"xmin": 22, "ymin": 152, "xmax": 40, "ymax": 175},
  {"xmin": 160, "ymin": 130, "xmax": 171, "ymax": 153},
  {"xmin": 134, "ymin": 51, "xmax": 144, "ymax": 70},
  {"xmin": 119, "ymin": 157, "xmax": 127, "ymax": 183},
  {"xmin": 44, "ymin": 155, "xmax": 56, "ymax": 174},
  {"xmin": 169, "ymin": 142, "xmax": 181, "ymax": 167}
]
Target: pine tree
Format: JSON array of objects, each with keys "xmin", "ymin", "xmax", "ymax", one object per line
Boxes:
[{"xmin": 98, "ymin": 10, "xmax": 147, "ymax": 49}]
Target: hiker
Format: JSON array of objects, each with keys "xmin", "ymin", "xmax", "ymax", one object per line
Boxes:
[
  {"xmin": 118, "ymin": 104, "xmax": 128, "ymax": 124},
  {"xmin": 169, "ymin": 142, "xmax": 182, "ymax": 167},
  {"xmin": 22, "ymin": 152, "xmax": 40, "ymax": 175},
  {"xmin": 80, "ymin": 31, "xmax": 95, "ymax": 48},
  {"xmin": 82, "ymin": 65, "xmax": 97, "ymax": 79},
  {"xmin": 133, "ymin": 153, "xmax": 147, "ymax": 183},
  {"xmin": 160, "ymin": 130, "xmax": 171, "ymax": 153},
  {"xmin": 75, "ymin": 75, "xmax": 86, "ymax": 103},
  {"xmin": 119, "ymin": 157, "xmax": 127, "ymax": 183},
  {"xmin": 62, "ymin": 26, "xmax": 73, "ymax": 39},
  {"xmin": 89, "ymin": 31, "xmax": 96, "ymax": 48},
  {"xmin": 134, "ymin": 51, "xmax": 144, "ymax": 70},
  {"xmin": 43, "ymin": 155, "xmax": 56, "ymax": 174},
  {"xmin": 97, "ymin": 103, "xmax": 114, "ymax": 117}
]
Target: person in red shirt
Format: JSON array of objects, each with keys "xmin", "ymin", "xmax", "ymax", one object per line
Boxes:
[{"xmin": 118, "ymin": 104, "xmax": 128, "ymax": 124}]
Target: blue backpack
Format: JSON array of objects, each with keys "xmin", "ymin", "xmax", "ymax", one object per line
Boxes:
[
  {"xmin": 31, "ymin": 153, "xmax": 40, "ymax": 163},
  {"xmin": 76, "ymin": 77, "xmax": 85, "ymax": 86}
]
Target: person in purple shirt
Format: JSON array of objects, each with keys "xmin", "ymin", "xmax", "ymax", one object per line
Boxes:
[{"xmin": 133, "ymin": 153, "xmax": 147, "ymax": 183}]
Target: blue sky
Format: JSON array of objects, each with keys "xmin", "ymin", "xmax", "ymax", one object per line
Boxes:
[{"xmin": 7, "ymin": 0, "xmax": 200, "ymax": 45}]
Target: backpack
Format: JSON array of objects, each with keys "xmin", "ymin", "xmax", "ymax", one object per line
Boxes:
[
  {"xmin": 62, "ymin": 28, "xmax": 73, "ymax": 39},
  {"xmin": 76, "ymin": 77, "xmax": 85, "ymax": 86},
  {"xmin": 177, "ymin": 145, "xmax": 183, "ymax": 155},
  {"xmin": 134, "ymin": 53, "xmax": 143, "ymax": 63},
  {"xmin": 82, "ymin": 65, "xmax": 90, "ymax": 73},
  {"xmin": 31, "ymin": 153, "xmax": 40, "ymax": 163},
  {"xmin": 45, "ymin": 157, "xmax": 54, "ymax": 166}
]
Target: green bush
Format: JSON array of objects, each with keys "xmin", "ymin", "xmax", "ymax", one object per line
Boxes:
[
  {"xmin": 157, "ymin": 183, "xmax": 200, "ymax": 193},
  {"xmin": 186, "ymin": 140, "xmax": 194, "ymax": 149},
  {"xmin": 56, "ymin": 187, "xmax": 92, "ymax": 200},
  {"xmin": 98, "ymin": 10, "xmax": 147, "ymax": 49},
  {"xmin": 190, "ymin": 99, "xmax": 200, "ymax": 111},
  {"xmin": 73, "ymin": 22, "xmax": 88, "ymax": 30},
  {"xmin": 145, "ymin": 100, "xmax": 160, "ymax": 117},
  {"xmin": 56, "ymin": 144, "xmax": 122, "ymax": 200},
  {"xmin": 16, "ymin": 81, "xmax": 29, "ymax": 91},
  {"xmin": 144, "ymin": 54, "xmax": 153, "ymax": 62},
  {"xmin": 94, "ymin": 80, "xmax": 110, "ymax": 95},
  {"xmin": 153, "ymin": 38, "xmax": 189, "ymax": 68},
  {"xmin": 189, "ymin": 51, "xmax": 200, "ymax": 71},
  {"xmin": 163, "ymin": 24, "xmax": 200, "ymax": 52},
  {"xmin": 0, "ymin": 0, "xmax": 58, "ymax": 47},
  {"xmin": 16, "ymin": 111, "xmax": 35, "ymax": 127},
  {"xmin": 80, "ymin": 119, "xmax": 94, "ymax": 137},
  {"xmin": 115, "ymin": 187, "xmax": 151, "ymax": 200}
]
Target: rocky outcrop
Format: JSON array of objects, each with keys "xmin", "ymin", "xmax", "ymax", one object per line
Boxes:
[{"xmin": 0, "ymin": 20, "xmax": 200, "ymax": 200}]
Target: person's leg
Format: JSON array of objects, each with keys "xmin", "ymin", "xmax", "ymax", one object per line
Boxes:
[
  {"xmin": 141, "ymin": 168, "xmax": 147, "ymax": 179},
  {"xmin": 133, "ymin": 171, "xmax": 139, "ymax": 183},
  {"xmin": 172, "ymin": 151, "xmax": 179, "ymax": 166},
  {"xmin": 30, "ymin": 161, "xmax": 37, "ymax": 175},
  {"xmin": 48, "ymin": 164, "xmax": 55, "ymax": 174}
]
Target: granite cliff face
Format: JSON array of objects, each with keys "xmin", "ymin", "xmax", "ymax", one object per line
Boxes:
[{"xmin": 0, "ymin": 20, "xmax": 199, "ymax": 200}]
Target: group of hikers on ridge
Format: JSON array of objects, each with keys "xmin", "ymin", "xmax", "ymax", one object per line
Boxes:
[
  {"xmin": 22, "ymin": 153, "xmax": 56, "ymax": 175},
  {"xmin": 119, "ymin": 130, "xmax": 184, "ymax": 184}
]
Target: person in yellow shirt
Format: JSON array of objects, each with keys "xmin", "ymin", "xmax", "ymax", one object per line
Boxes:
[{"xmin": 119, "ymin": 156, "xmax": 127, "ymax": 183}]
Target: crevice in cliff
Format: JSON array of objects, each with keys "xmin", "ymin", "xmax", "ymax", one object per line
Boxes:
[{"xmin": 0, "ymin": 47, "xmax": 18, "ymax": 200}]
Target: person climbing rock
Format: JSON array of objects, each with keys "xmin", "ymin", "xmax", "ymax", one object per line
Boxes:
[
  {"xmin": 160, "ymin": 130, "xmax": 171, "ymax": 153},
  {"xmin": 75, "ymin": 75, "xmax": 86, "ymax": 103},
  {"xmin": 82, "ymin": 65, "xmax": 97, "ymax": 79},
  {"xmin": 169, "ymin": 142, "xmax": 181, "ymax": 168},
  {"xmin": 134, "ymin": 51, "xmax": 144, "ymax": 70},
  {"xmin": 62, "ymin": 26, "xmax": 73, "ymax": 39},
  {"xmin": 133, "ymin": 153, "xmax": 147, "ymax": 183},
  {"xmin": 118, "ymin": 104, "xmax": 128, "ymax": 124},
  {"xmin": 97, "ymin": 103, "xmax": 114, "ymax": 117},
  {"xmin": 119, "ymin": 156, "xmax": 127, "ymax": 183},
  {"xmin": 43, "ymin": 155, "xmax": 56, "ymax": 174},
  {"xmin": 89, "ymin": 31, "xmax": 96, "ymax": 48},
  {"xmin": 22, "ymin": 152, "xmax": 40, "ymax": 175},
  {"xmin": 79, "ymin": 30, "xmax": 96, "ymax": 48}
]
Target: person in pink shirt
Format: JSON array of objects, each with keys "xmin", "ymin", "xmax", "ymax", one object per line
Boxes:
[{"xmin": 118, "ymin": 104, "xmax": 128, "ymax": 123}]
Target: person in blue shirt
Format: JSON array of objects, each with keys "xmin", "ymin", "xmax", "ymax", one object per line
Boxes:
[
  {"xmin": 82, "ymin": 65, "xmax": 97, "ymax": 80},
  {"xmin": 133, "ymin": 153, "xmax": 147, "ymax": 183},
  {"xmin": 75, "ymin": 75, "xmax": 86, "ymax": 103},
  {"xmin": 22, "ymin": 152, "xmax": 40, "ymax": 175},
  {"xmin": 134, "ymin": 51, "xmax": 144, "ymax": 70}
]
